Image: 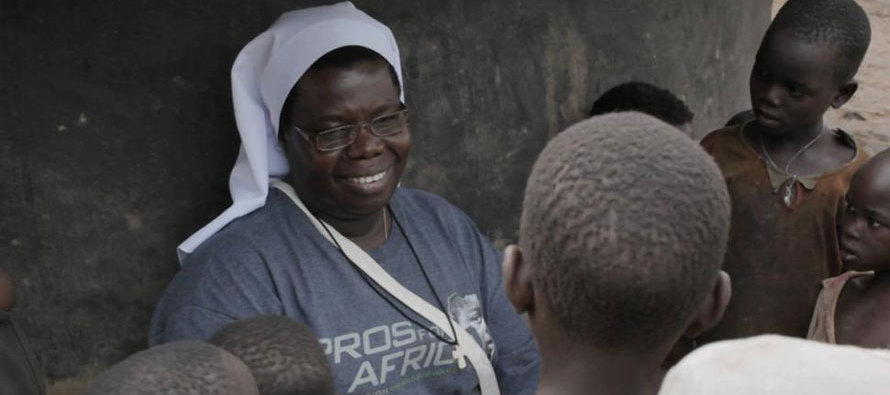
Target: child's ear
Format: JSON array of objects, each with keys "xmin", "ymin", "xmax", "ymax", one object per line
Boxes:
[
  {"xmin": 831, "ymin": 81, "xmax": 859, "ymax": 109},
  {"xmin": 683, "ymin": 270, "xmax": 732, "ymax": 339},
  {"xmin": 502, "ymin": 245, "xmax": 535, "ymax": 314}
]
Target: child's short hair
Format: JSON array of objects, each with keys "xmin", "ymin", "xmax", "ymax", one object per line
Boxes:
[
  {"xmin": 85, "ymin": 341, "xmax": 257, "ymax": 395},
  {"xmin": 768, "ymin": 0, "xmax": 871, "ymax": 83},
  {"xmin": 520, "ymin": 112, "xmax": 730, "ymax": 351},
  {"xmin": 589, "ymin": 81, "xmax": 693, "ymax": 127},
  {"xmin": 209, "ymin": 315, "xmax": 334, "ymax": 395}
]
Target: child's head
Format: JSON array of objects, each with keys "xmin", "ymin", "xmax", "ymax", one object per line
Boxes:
[
  {"xmin": 839, "ymin": 148, "xmax": 890, "ymax": 272},
  {"xmin": 85, "ymin": 341, "xmax": 258, "ymax": 395},
  {"xmin": 751, "ymin": 0, "xmax": 870, "ymax": 134},
  {"xmin": 504, "ymin": 112, "xmax": 731, "ymax": 358},
  {"xmin": 659, "ymin": 335, "xmax": 890, "ymax": 395},
  {"xmin": 589, "ymin": 81, "xmax": 694, "ymax": 135},
  {"xmin": 209, "ymin": 315, "xmax": 334, "ymax": 395}
]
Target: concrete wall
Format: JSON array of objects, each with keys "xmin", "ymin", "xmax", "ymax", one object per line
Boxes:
[{"xmin": 0, "ymin": 0, "xmax": 771, "ymax": 387}]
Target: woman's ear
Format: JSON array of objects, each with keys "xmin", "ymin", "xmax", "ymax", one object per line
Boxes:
[
  {"xmin": 683, "ymin": 270, "xmax": 732, "ymax": 339},
  {"xmin": 502, "ymin": 245, "xmax": 535, "ymax": 314},
  {"xmin": 831, "ymin": 81, "xmax": 859, "ymax": 109}
]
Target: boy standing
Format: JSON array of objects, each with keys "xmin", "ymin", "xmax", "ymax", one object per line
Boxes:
[
  {"xmin": 808, "ymin": 149, "xmax": 890, "ymax": 348},
  {"xmin": 503, "ymin": 112, "xmax": 732, "ymax": 395},
  {"xmin": 700, "ymin": 0, "xmax": 871, "ymax": 341}
]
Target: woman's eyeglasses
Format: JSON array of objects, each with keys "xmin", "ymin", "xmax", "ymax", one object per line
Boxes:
[{"xmin": 291, "ymin": 109, "xmax": 409, "ymax": 152}]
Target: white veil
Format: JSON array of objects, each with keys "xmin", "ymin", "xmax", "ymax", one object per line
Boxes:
[{"xmin": 177, "ymin": 2, "xmax": 405, "ymax": 263}]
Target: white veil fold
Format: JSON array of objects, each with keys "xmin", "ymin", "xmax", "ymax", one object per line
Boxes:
[{"xmin": 177, "ymin": 1, "xmax": 405, "ymax": 263}]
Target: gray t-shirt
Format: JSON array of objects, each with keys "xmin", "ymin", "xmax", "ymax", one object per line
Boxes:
[{"xmin": 149, "ymin": 188, "xmax": 539, "ymax": 395}]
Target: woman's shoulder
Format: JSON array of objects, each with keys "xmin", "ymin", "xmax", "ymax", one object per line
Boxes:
[
  {"xmin": 192, "ymin": 189, "xmax": 300, "ymax": 255},
  {"xmin": 393, "ymin": 188, "xmax": 465, "ymax": 216},
  {"xmin": 392, "ymin": 188, "xmax": 485, "ymax": 237}
]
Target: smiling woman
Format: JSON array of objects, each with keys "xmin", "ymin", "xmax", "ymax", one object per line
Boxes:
[
  {"xmin": 279, "ymin": 49, "xmax": 409, "ymax": 249},
  {"xmin": 146, "ymin": 3, "xmax": 539, "ymax": 395}
]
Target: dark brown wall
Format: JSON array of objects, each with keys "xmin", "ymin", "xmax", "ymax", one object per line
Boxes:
[{"xmin": 0, "ymin": 0, "xmax": 771, "ymax": 386}]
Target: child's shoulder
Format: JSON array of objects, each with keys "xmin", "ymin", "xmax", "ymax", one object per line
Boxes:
[
  {"xmin": 700, "ymin": 124, "xmax": 746, "ymax": 153},
  {"xmin": 698, "ymin": 124, "xmax": 759, "ymax": 169},
  {"xmin": 828, "ymin": 128, "xmax": 867, "ymax": 165},
  {"xmin": 808, "ymin": 129, "xmax": 868, "ymax": 178}
]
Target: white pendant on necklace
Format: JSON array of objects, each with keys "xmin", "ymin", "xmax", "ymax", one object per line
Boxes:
[{"xmin": 780, "ymin": 177, "xmax": 798, "ymax": 208}]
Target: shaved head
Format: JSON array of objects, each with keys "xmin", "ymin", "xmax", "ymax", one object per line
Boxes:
[
  {"xmin": 768, "ymin": 0, "xmax": 871, "ymax": 83},
  {"xmin": 520, "ymin": 112, "xmax": 731, "ymax": 351},
  {"xmin": 210, "ymin": 315, "xmax": 334, "ymax": 395},
  {"xmin": 85, "ymin": 341, "xmax": 258, "ymax": 395}
]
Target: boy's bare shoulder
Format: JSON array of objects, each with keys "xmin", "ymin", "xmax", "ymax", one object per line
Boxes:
[{"xmin": 700, "ymin": 124, "xmax": 746, "ymax": 157}]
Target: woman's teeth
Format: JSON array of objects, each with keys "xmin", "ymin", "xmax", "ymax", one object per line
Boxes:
[{"xmin": 348, "ymin": 171, "xmax": 386, "ymax": 184}]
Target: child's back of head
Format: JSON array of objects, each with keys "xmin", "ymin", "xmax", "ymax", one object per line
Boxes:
[
  {"xmin": 589, "ymin": 81, "xmax": 694, "ymax": 134},
  {"xmin": 504, "ymin": 112, "xmax": 732, "ymax": 394},
  {"xmin": 85, "ymin": 341, "xmax": 258, "ymax": 395},
  {"xmin": 209, "ymin": 315, "xmax": 334, "ymax": 395},
  {"xmin": 659, "ymin": 335, "xmax": 890, "ymax": 395}
]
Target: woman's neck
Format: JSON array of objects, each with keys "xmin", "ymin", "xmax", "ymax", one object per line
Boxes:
[{"xmin": 318, "ymin": 209, "xmax": 389, "ymax": 250}]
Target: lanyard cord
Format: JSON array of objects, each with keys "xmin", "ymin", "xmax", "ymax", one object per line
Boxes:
[
  {"xmin": 389, "ymin": 207, "xmax": 461, "ymax": 348},
  {"xmin": 311, "ymin": 205, "xmax": 460, "ymax": 347}
]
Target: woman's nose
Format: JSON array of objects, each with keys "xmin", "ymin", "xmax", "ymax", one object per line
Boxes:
[{"xmin": 346, "ymin": 124, "xmax": 384, "ymax": 159}]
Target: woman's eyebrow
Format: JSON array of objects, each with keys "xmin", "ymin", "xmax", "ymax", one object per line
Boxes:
[
  {"xmin": 370, "ymin": 99, "xmax": 402, "ymax": 113},
  {"xmin": 304, "ymin": 114, "xmax": 352, "ymax": 127}
]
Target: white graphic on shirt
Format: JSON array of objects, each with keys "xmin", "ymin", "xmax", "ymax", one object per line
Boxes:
[
  {"xmin": 316, "ymin": 293, "xmax": 496, "ymax": 394},
  {"xmin": 447, "ymin": 293, "xmax": 496, "ymax": 360},
  {"xmin": 320, "ymin": 321, "xmax": 464, "ymax": 394}
]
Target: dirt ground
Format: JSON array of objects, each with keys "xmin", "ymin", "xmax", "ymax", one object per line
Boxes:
[{"xmin": 774, "ymin": 0, "xmax": 890, "ymax": 155}]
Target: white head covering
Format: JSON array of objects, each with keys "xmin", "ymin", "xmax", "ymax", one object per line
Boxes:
[
  {"xmin": 658, "ymin": 335, "xmax": 890, "ymax": 395},
  {"xmin": 177, "ymin": 1, "xmax": 405, "ymax": 263}
]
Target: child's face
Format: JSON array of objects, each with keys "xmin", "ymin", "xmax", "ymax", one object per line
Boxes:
[
  {"xmin": 839, "ymin": 160, "xmax": 890, "ymax": 271},
  {"xmin": 749, "ymin": 30, "xmax": 844, "ymax": 135}
]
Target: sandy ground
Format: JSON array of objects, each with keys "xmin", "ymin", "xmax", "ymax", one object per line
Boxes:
[{"xmin": 774, "ymin": 0, "xmax": 890, "ymax": 155}]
